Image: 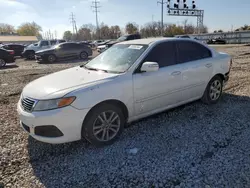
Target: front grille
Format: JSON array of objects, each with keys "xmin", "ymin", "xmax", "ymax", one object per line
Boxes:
[{"xmin": 21, "ymin": 97, "xmax": 36, "ymax": 112}]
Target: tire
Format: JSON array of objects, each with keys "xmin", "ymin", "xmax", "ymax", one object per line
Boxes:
[
  {"xmin": 0, "ymin": 59, "xmax": 6, "ymax": 67},
  {"xmin": 80, "ymin": 51, "xmax": 88, "ymax": 60},
  {"xmin": 27, "ymin": 51, "xmax": 35, "ymax": 60},
  {"xmin": 82, "ymin": 103, "xmax": 125, "ymax": 146},
  {"xmin": 201, "ymin": 75, "xmax": 223, "ymax": 104},
  {"xmin": 47, "ymin": 54, "xmax": 56, "ymax": 63}
]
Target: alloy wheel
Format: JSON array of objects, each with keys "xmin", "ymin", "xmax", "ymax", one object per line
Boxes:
[
  {"xmin": 48, "ymin": 55, "xmax": 55, "ymax": 62},
  {"xmin": 209, "ymin": 80, "xmax": 222, "ymax": 101},
  {"xmin": 93, "ymin": 111, "xmax": 121, "ymax": 142},
  {"xmin": 80, "ymin": 52, "xmax": 87, "ymax": 59}
]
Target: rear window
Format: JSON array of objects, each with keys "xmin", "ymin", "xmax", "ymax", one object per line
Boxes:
[{"xmin": 177, "ymin": 41, "xmax": 212, "ymax": 63}]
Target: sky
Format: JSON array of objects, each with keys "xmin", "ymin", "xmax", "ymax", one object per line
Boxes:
[{"xmin": 1, "ymin": 0, "xmax": 250, "ymax": 38}]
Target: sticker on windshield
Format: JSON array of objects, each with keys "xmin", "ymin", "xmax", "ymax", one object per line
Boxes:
[{"xmin": 128, "ymin": 45, "xmax": 143, "ymax": 50}]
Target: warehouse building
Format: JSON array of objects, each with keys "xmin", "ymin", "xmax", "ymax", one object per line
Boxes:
[{"xmin": 0, "ymin": 35, "xmax": 38, "ymax": 45}]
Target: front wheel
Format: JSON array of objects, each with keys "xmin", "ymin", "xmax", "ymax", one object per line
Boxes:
[
  {"xmin": 27, "ymin": 51, "xmax": 35, "ymax": 60},
  {"xmin": 0, "ymin": 59, "xmax": 6, "ymax": 68},
  {"xmin": 47, "ymin": 54, "xmax": 56, "ymax": 63},
  {"xmin": 202, "ymin": 76, "xmax": 223, "ymax": 104},
  {"xmin": 80, "ymin": 51, "xmax": 88, "ymax": 60},
  {"xmin": 82, "ymin": 104, "xmax": 125, "ymax": 146}
]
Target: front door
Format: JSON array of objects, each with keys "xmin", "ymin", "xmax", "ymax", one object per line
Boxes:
[{"xmin": 133, "ymin": 41, "xmax": 183, "ymax": 115}]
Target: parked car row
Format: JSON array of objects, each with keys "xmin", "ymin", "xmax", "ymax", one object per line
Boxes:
[{"xmin": 0, "ymin": 39, "xmax": 95, "ymax": 67}]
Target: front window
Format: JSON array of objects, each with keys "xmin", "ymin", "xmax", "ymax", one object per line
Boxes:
[{"xmin": 84, "ymin": 44, "xmax": 148, "ymax": 73}]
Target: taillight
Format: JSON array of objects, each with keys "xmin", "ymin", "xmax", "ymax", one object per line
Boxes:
[{"xmin": 9, "ymin": 50, "xmax": 14, "ymax": 55}]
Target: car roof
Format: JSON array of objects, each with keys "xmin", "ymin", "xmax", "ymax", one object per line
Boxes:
[{"xmin": 119, "ymin": 37, "xmax": 196, "ymax": 45}]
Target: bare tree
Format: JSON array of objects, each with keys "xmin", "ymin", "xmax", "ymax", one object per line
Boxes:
[
  {"xmin": 0, "ymin": 23, "xmax": 15, "ymax": 34},
  {"xmin": 125, "ymin": 22, "xmax": 139, "ymax": 34}
]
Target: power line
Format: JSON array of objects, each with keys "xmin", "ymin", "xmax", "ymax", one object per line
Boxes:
[
  {"xmin": 91, "ymin": 0, "xmax": 101, "ymax": 39},
  {"xmin": 157, "ymin": 0, "xmax": 167, "ymax": 36}
]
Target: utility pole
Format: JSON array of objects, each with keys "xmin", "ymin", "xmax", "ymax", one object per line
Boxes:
[
  {"xmin": 157, "ymin": 0, "xmax": 167, "ymax": 36},
  {"xmin": 70, "ymin": 12, "xmax": 76, "ymax": 34},
  {"xmin": 54, "ymin": 30, "xmax": 57, "ymax": 39},
  {"xmin": 92, "ymin": 0, "xmax": 101, "ymax": 39}
]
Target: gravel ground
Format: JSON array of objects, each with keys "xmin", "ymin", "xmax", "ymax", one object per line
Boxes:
[{"xmin": 0, "ymin": 45, "xmax": 250, "ymax": 188}]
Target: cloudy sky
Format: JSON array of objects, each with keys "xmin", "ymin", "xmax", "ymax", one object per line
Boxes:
[{"xmin": 1, "ymin": 0, "xmax": 250, "ymax": 38}]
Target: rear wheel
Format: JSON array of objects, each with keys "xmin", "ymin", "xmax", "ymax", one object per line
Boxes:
[
  {"xmin": 82, "ymin": 104, "xmax": 125, "ymax": 146},
  {"xmin": 47, "ymin": 54, "xmax": 56, "ymax": 63},
  {"xmin": 80, "ymin": 51, "xmax": 88, "ymax": 60},
  {"xmin": 202, "ymin": 76, "xmax": 223, "ymax": 104},
  {"xmin": 0, "ymin": 59, "xmax": 6, "ymax": 67}
]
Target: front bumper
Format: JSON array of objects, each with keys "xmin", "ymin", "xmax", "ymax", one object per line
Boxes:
[
  {"xmin": 22, "ymin": 50, "xmax": 29, "ymax": 58},
  {"xmin": 97, "ymin": 47, "xmax": 107, "ymax": 53},
  {"xmin": 35, "ymin": 55, "xmax": 43, "ymax": 62},
  {"xmin": 17, "ymin": 100, "xmax": 90, "ymax": 144},
  {"xmin": 5, "ymin": 56, "xmax": 15, "ymax": 63}
]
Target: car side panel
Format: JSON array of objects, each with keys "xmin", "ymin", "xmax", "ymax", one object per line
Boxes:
[
  {"xmin": 68, "ymin": 74, "xmax": 135, "ymax": 118},
  {"xmin": 212, "ymin": 52, "xmax": 231, "ymax": 76}
]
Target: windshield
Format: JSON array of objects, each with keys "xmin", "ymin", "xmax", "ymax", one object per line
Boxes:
[
  {"xmin": 117, "ymin": 36, "xmax": 128, "ymax": 42},
  {"xmin": 84, "ymin": 44, "xmax": 148, "ymax": 73}
]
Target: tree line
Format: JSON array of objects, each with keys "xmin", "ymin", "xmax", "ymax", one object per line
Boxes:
[
  {"xmin": 63, "ymin": 20, "xmax": 209, "ymax": 41},
  {"xmin": 1, "ymin": 21, "xmax": 250, "ymax": 41},
  {"xmin": 0, "ymin": 22, "xmax": 42, "ymax": 38}
]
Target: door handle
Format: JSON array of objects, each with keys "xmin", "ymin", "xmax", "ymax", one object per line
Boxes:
[
  {"xmin": 205, "ymin": 63, "xmax": 212, "ymax": 68},
  {"xmin": 171, "ymin": 71, "xmax": 181, "ymax": 76}
]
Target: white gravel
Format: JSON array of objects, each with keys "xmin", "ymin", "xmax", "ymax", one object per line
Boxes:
[{"xmin": 0, "ymin": 45, "xmax": 250, "ymax": 188}]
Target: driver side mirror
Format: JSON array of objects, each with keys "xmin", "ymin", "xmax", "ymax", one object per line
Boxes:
[{"xmin": 140, "ymin": 62, "xmax": 159, "ymax": 72}]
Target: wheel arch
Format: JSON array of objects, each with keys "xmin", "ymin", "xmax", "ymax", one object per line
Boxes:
[
  {"xmin": 81, "ymin": 99, "xmax": 129, "ymax": 133},
  {"xmin": 212, "ymin": 73, "xmax": 225, "ymax": 81}
]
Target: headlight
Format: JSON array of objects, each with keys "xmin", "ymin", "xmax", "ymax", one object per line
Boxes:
[{"xmin": 33, "ymin": 96, "xmax": 76, "ymax": 111}]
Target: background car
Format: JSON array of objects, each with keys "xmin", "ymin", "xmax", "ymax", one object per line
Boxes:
[
  {"xmin": 0, "ymin": 48, "xmax": 15, "ymax": 68},
  {"xmin": 106, "ymin": 33, "xmax": 141, "ymax": 48},
  {"xmin": 35, "ymin": 42, "xmax": 93, "ymax": 63},
  {"xmin": 97, "ymin": 34, "xmax": 141, "ymax": 53},
  {"xmin": 207, "ymin": 38, "xmax": 226, "ymax": 44},
  {"xmin": 1, "ymin": 44, "xmax": 25, "ymax": 57},
  {"xmin": 22, "ymin": 39, "xmax": 66, "ymax": 60}
]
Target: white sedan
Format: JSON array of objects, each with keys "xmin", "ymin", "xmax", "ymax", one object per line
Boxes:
[{"xmin": 17, "ymin": 38, "xmax": 232, "ymax": 146}]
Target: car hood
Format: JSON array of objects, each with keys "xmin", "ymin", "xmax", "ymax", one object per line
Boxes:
[
  {"xmin": 22, "ymin": 66, "xmax": 119, "ymax": 100},
  {"xmin": 36, "ymin": 48, "xmax": 54, "ymax": 54}
]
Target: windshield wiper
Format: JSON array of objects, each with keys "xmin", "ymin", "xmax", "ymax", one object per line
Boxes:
[
  {"xmin": 80, "ymin": 65, "xmax": 123, "ymax": 74},
  {"xmin": 80, "ymin": 65, "xmax": 108, "ymax": 72}
]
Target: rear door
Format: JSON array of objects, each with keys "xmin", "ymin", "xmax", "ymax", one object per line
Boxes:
[
  {"xmin": 176, "ymin": 40, "xmax": 213, "ymax": 101},
  {"xmin": 58, "ymin": 43, "xmax": 78, "ymax": 58}
]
